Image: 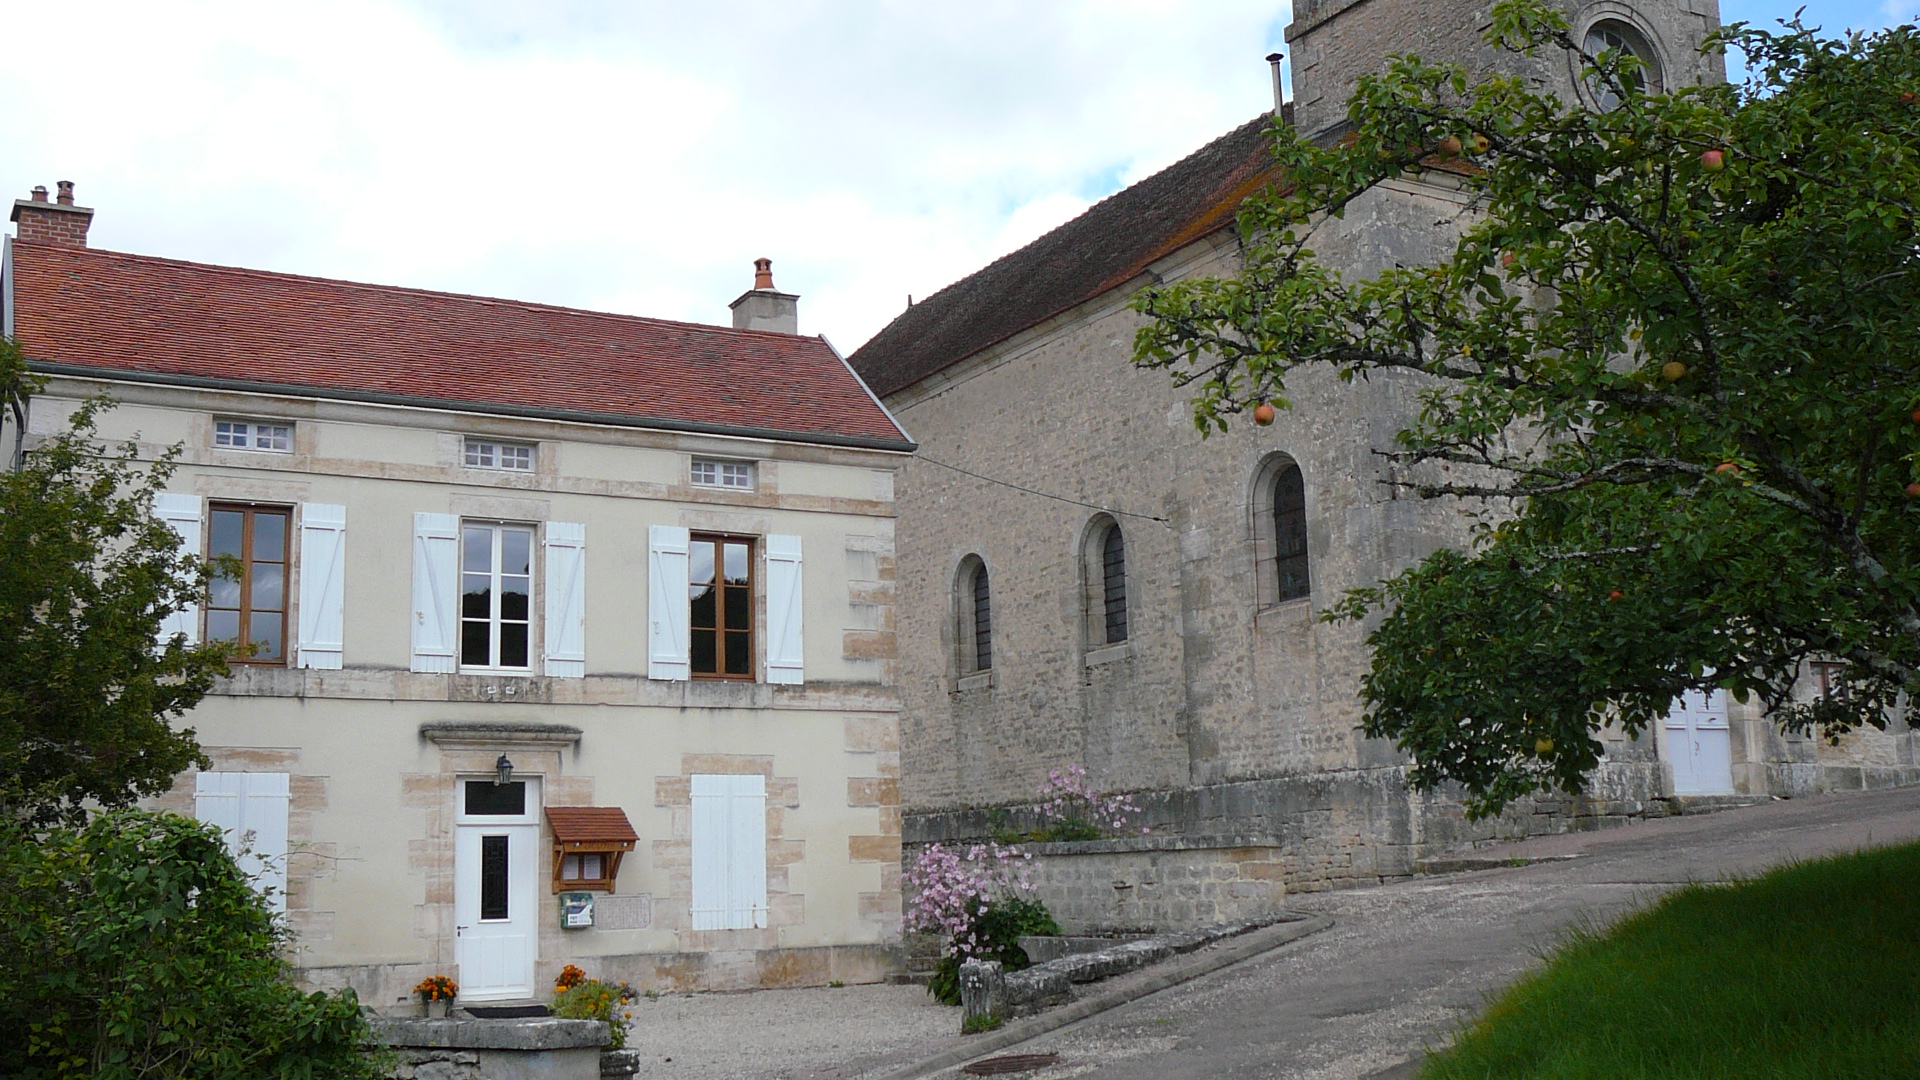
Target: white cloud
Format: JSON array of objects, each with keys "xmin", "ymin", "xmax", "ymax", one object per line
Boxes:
[{"xmin": 0, "ymin": 0, "xmax": 1289, "ymax": 351}]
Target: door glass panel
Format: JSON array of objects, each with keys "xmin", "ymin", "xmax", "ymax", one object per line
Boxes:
[
  {"xmin": 463, "ymin": 527, "xmax": 492, "ymax": 573},
  {"xmin": 464, "ymin": 780, "xmax": 527, "ymax": 816},
  {"xmin": 723, "ymin": 542, "xmax": 749, "ymax": 585},
  {"xmin": 724, "ymin": 582, "xmax": 750, "ymax": 629},
  {"xmin": 689, "ymin": 541, "xmax": 716, "ymax": 588},
  {"xmin": 500, "ymin": 623, "xmax": 529, "ymax": 668},
  {"xmin": 251, "ymin": 563, "xmax": 285, "ymax": 611},
  {"xmin": 461, "ymin": 621, "xmax": 490, "ymax": 665},
  {"xmin": 210, "ymin": 511, "xmax": 244, "ymax": 558},
  {"xmin": 501, "ymin": 577, "xmax": 529, "ymax": 620},
  {"xmin": 252, "ymin": 513, "xmax": 287, "ymax": 561},
  {"xmin": 462, "ymin": 574, "xmax": 491, "ymax": 619},
  {"xmin": 250, "ymin": 611, "xmax": 283, "ymax": 660},
  {"xmin": 480, "ymin": 834, "xmax": 510, "ymax": 920},
  {"xmin": 502, "ymin": 529, "xmax": 532, "ymax": 576}
]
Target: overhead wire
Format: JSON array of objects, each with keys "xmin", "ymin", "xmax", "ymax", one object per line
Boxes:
[{"xmin": 913, "ymin": 454, "xmax": 1174, "ymax": 526}]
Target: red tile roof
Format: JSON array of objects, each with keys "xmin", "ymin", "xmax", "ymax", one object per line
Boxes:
[
  {"xmin": 545, "ymin": 806, "xmax": 639, "ymax": 846},
  {"xmin": 5, "ymin": 242, "xmax": 912, "ymax": 450}
]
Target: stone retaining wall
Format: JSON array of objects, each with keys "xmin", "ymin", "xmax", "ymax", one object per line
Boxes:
[
  {"xmin": 1021, "ymin": 836, "xmax": 1287, "ymax": 934},
  {"xmin": 910, "ymin": 763, "xmax": 1672, "ymax": 894}
]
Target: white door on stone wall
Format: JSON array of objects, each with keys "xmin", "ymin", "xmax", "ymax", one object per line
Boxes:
[
  {"xmin": 1664, "ymin": 688, "xmax": 1734, "ymax": 795},
  {"xmin": 454, "ymin": 776, "xmax": 541, "ymax": 1000}
]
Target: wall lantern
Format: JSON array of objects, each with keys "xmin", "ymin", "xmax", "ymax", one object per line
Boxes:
[{"xmin": 494, "ymin": 754, "xmax": 515, "ymax": 787}]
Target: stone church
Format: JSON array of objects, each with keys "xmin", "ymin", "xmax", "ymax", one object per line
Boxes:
[{"xmin": 848, "ymin": 0, "xmax": 1918, "ymax": 892}]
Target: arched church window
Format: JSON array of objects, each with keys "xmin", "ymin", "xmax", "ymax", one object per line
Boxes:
[
  {"xmin": 1584, "ymin": 19, "xmax": 1663, "ymax": 110},
  {"xmin": 1252, "ymin": 454, "xmax": 1312, "ymax": 608},
  {"xmin": 1272, "ymin": 464, "xmax": 1310, "ymax": 603},
  {"xmin": 956, "ymin": 556, "xmax": 993, "ymax": 674},
  {"xmin": 1082, "ymin": 518, "xmax": 1130, "ymax": 647}
]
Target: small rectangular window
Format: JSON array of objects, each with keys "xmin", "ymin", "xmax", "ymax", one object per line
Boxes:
[
  {"xmin": 464, "ymin": 780, "xmax": 529, "ymax": 817},
  {"xmin": 213, "ymin": 418, "xmax": 292, "ymax": 452},
  {"xmin": 691, "ymin": 459, "xmax": 754, "ymax": 491},
  {"xmin": 465, "ymin": 439, "xmax": 536, "ymax": 472},
  {"xmin": 480, "ymin": 834, "xmax": 511, "ymax": 920}
]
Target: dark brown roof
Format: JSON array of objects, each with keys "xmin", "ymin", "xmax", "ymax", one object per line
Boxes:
[
  {"xmin": 6, "ymin": 242, "xmax": 913, "ymax": 451},
  {"xmin": 848, "ymin": 113, "xmax": 1290, "ymax": 398},
  {"xmin": 545, "ymin": 806, "xmax": 639, "ymax": 846}
]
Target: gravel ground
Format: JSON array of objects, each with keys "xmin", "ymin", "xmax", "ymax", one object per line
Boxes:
[{"xmin": 621, "ymin": 981, "xmax": 966, "ymax": 1080}]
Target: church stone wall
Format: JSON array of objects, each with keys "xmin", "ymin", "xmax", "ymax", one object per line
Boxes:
[{"xmin": 888, "ymin": 179, "xmax": 1483, "ymax": 826}]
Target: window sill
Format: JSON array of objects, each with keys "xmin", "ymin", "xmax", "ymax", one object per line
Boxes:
[
  {"xmin": 1257, "ymin": 596, "xmax": 1313, "ymax": 618},
  {"xmin": 1084, "ymin": 641, "xmax": 1134, "ymax": 668},
  {"xmin": 955, "ymin": 672, "xmax": 992, "ymax": 693}
]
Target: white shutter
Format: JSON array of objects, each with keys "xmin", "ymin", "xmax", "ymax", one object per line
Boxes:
[
  {"xmin": 544, "ymin": 522, "xmax": 587, "ymax": 678},
  {"xmin": 729, "ymin": 774, "xmax": 769, "ymax": 929},
  {"xmin": 648, "ymin": 525, "xmax": 691, "ymax": 681},
  {"xmin": 764, "ymin": 534, "xmax": 804, "ymax": 685},
  {"xmin": 690, "ymin": 774, "xmax": 728, "ymax": 930},
  {"xmin": 411, "ymin": 512, "xmax": 460, "ymax": 673},
  {"xmin": 154, "ymin": 493, "xmax": 204, "ymax": 647},
  {"xmin": 296, "ymin": 503, "xmax": 347, "ymax": 670},
  {"xmin": 689, "ymin": 773, "xmax": 768, "ymax": 931},
  {"xmin": 196, "ymin": 772, "xmax": 291, "ymax": 914}
]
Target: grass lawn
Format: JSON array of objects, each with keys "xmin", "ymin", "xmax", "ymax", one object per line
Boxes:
[{"xmin": 1422, "ymin": 840, "xmax": 1920, "ymax": 1080}]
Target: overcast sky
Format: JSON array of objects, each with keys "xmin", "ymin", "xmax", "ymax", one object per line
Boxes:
[{"xmin": 3, "ymin": 1, "xmax": 1912, "ymax": 354}]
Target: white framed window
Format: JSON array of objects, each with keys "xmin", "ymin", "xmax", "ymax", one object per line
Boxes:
[
  {"xmin": 461, "ymin": 522, "xmax": 535, "ymax": 670},
  {"xmin": 213, "ymin": 418, "xmax": 293, "ymax": 452},
  {"xmin": 465, "ymin": 439, "xmax": 536, "ymax": 472},
  {"xmin": 691, "ymin": 459, "xmax": 755, "ymax": 491}
]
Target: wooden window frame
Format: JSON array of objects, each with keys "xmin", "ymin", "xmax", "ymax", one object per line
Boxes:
[
  {"xmin": 689, "ymin": 532, "xmax": 756, "ymax": 681},
  {"xmin": 207, "ymin": 502, "xmax": 291, "ymax": 666},
  {"xmin": 460, "ymin": 521, "xmax": 537, "ymax": 672}
]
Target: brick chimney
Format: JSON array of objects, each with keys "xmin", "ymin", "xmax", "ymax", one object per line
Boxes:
[
  {"xmin": 729, "ymin": 258, "xmax": 799, "ymax": 334},
  {"xmin": 11, "ymin": 181, "xmax": 94, "ymax": 246}
]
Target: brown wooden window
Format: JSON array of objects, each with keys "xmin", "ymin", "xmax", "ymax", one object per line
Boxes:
[
  {"xmin": 690, "ymin": 534, "xmax": 754, "ymax": 679},
  {"xmin": 208, "ymin": 504, "xmax": 290, "ymax": 664}
]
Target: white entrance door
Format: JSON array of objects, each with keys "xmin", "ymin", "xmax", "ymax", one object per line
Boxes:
[
  {"xmin": 1664, "ymin": 688, "xmax": 1734, "ymax": 795},
  {"xmin": 454, "ymin": 776, "xmax": 541, "ymax": 1001}
]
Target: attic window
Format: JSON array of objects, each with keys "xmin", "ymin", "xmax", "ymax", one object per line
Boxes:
[
  {"xmin": 214, "ymin": 418, "xmax": 292, "ymax": 453},
  {"xmin": 466, "ymin": 439, "xmax": 535, "ymax": 472},
  {"xmin": 546, "ymin": 806, "xmax": 638, "ymax": 893},
  {"xmin": 691, "ymin": 459, "xmax": 755, "ymax": 491}
]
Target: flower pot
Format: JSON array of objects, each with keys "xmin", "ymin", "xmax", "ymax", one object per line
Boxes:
[{"xmin": 424, "ymin": 997, "xmax": 449, "ymax": 1019}]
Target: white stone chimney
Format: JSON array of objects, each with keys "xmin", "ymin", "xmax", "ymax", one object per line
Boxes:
[{"xmin": 729, "ymin": 258, "xmax": 799, "ymax": 334}]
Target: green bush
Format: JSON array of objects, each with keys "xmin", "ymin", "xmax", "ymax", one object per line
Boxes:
[
  {"xmin": 0, "ymin": 810, "xmax": 384, "ymax": 1079},
  {"xmin": 928, "ymin": 895, "xmax": 1062, "ymax": 1005},
  {"xmin": 551, "ymin": 979, "xmax": 634, "ymax": 1049}
]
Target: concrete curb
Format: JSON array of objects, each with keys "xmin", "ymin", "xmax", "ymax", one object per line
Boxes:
[{"xmin": 868, "ymin": 914, "xmax": 1334, "ymax": 1080}]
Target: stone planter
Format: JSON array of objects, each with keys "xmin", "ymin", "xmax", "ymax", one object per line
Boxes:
[
  {"xmin": 371, "ymin": 1016, "xmax": 609, "ymax": 1080},
  {"xmin": 421, "ymin": 998, "xmax": 450, "ymax": 1019}
]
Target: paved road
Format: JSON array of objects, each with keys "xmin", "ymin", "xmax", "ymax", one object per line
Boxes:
[{"xmin": 927, "ymin": 786, "xmax": 1920, "ymax": 1080}]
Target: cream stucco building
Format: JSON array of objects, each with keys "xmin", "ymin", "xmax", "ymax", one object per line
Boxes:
[{"xmin": 3, "ymin": 190, "xmax": 913, "ymax": 1007}]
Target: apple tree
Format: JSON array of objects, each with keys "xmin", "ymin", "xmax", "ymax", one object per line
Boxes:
[
  {"xmin": 1132, "ymin": 3, "xmax": 1920, "ymax": 814},
  {"xmin": 0, "ymin": 337, "xmax": 231, "ymax": 825}
]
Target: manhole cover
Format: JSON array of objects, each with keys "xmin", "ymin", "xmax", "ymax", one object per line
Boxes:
[{"xmin": 962, "ymin": 1053, "xmax": 1061, "ymax": 1075}]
